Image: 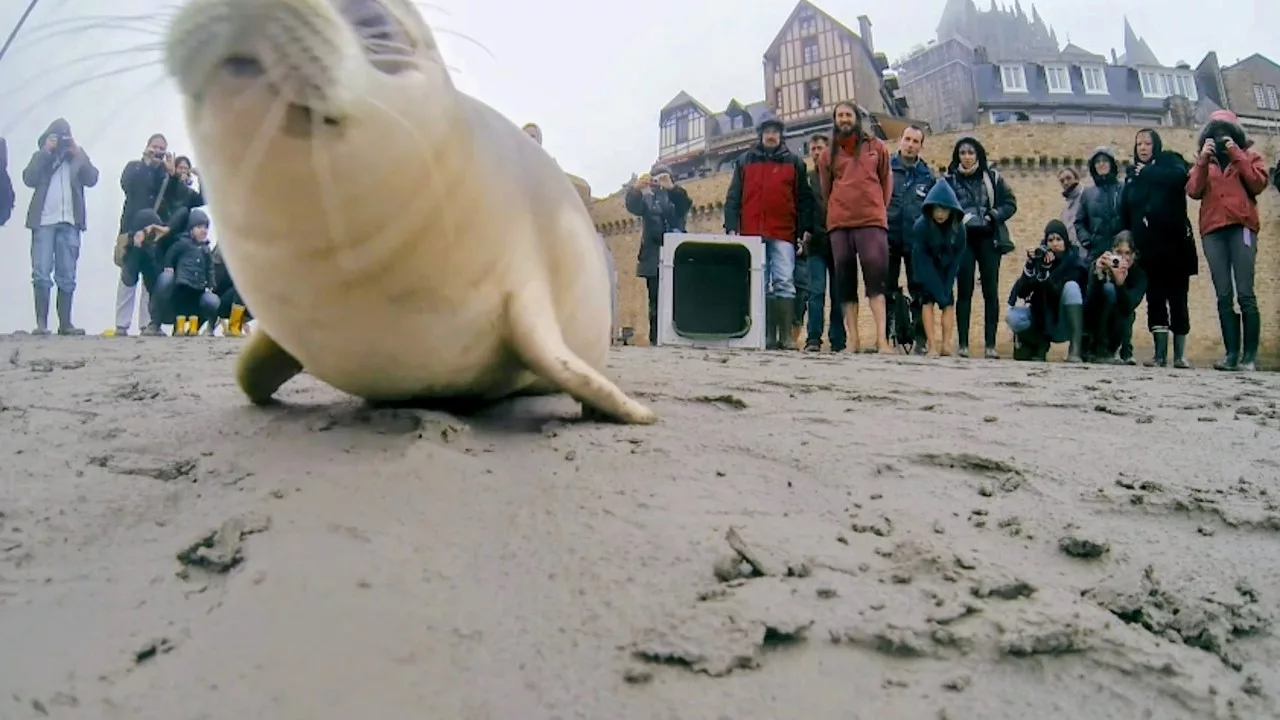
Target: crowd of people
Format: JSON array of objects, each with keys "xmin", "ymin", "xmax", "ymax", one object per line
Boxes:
[
  {"xmin": 628, "ymin": 106, "xmax": 1280, "ymax": 371},
  {"xmin": 0, "ymin": 119, "xmax": 251, "ymax": 338}
]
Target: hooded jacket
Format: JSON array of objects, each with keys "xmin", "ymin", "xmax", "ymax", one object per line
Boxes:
[
  {"xmin": 1119, "ymin": 128, "xmax": 1197, "ymax": 278},
  {"xmin": 1074, "ymin": 146, "xmax": 1124, "ymax": 259},
  {"xmin": 943, "ymin": 136, "xmax": 1017, "ymax": 248},
  {"xmin": 909, "ymin": 179, "xmax": 966, "ymax": 307},
  {"xmin": 0, "ymin": 138, "xmax": 14, "ymax": 227},
  {"xmin": 817, "ymin": 107, "xmax": 891, "ymax": 231},
  {"xmin": 118, "ymin": 156, "xmax": 169, "ymax": 235},
  {"xmin": 887, "ymin": 151, "xmax": 935, "ymax": 249},
  {"xmin": 724, "ymin": 118, "xmax": 814, "ymax": 243},
  {"xmin": 1060, "ymin": 181, "xmax": 1082, "ymax": 246},
  {"xmin": 163, "ymin": 209, "xmax": 215, "ymax": 291},
  {"xmin": 625, "ymin": 170, "xmax": 691, "ymax": 277},
  {"xmin": 1186, "ymin": 110, "xmax": 1269, "ymax": 236},
  {"xmin": 21, "ymin": 118, "xmax": 100, "ymax": 231}
]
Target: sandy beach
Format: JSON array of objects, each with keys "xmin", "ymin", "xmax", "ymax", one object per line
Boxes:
[{"xmin": 1, "ymin": 335, "xmax": 1278, "ymax": 720}]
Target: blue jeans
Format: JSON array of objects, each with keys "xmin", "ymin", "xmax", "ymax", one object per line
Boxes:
[
  {"xmin": 764, "ymin": 238, "xmax": 796, "ymax": 299},
  {"xmin": 806, "ymin": 254, "xmax": 846, "ymax": 349},
  {"xmin": 31, "ymin": 223, "xmax": 81, "ymax": 293}
]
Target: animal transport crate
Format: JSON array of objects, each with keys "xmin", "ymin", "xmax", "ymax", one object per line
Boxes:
[{"xmin": 656, "ymin": 233, "xmax": 765, "ymax": 349}]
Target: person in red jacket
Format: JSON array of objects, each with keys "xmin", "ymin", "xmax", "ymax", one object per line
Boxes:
[
  {"xmin": 724, "ymin": 115, "xmax": 815, "ymax": 350},
  {"xmin": 1186, "ymin": 110, "xmax": 1269, "ymax": 372},
  {"xmin": 817, "ymin": 102, "xmax": 893, "ymax": 353}
]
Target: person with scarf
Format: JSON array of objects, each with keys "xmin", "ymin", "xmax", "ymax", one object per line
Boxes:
[
  {"xmin": 724, "ymin": 115, "xmax": 814, "ymax": 350},
  {"xmin": 1186, "ymin": 110, "xmax": 1269, "ymax": 372},
  {"xmin": 817, "ymin": 102, "xmax": 892, "ymax": 353},
  {"xmin": 943, "ymin": 136, "xmax": 1018, "ymax": 358},
  {"xmin": 1119, "ymin": 128, "xmax": 1197, "ymax": 368},
  {"xmin": 627, "ymin": 166, "xmax": 691, "ymax": 344}
]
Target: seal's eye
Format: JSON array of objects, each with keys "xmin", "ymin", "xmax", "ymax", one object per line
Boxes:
[{"xmin": 338, "ymin": 0, "xmax": 415, "ymax": 75}]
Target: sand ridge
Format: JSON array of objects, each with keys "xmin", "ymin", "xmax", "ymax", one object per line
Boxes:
[{"xmin": 0, "ymin": 337, "xmax": 1278, "ymax": 719}]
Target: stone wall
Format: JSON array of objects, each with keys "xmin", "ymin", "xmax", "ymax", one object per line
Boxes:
[{"xmin": 592, "ymin": 124, "xmax": 1280, "ymax": 368}]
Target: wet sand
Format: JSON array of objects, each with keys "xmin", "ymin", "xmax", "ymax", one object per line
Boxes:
[{"xmin": 1, "ymin": 336, "xmax": 1278, "ymax": 720}]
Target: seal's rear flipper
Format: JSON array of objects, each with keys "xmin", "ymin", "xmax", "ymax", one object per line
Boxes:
[
  {"xmin": 237, "ymin": 331, "xmax": 304, "ymax": 404},
  {"xmin": 506, "ymin": 293, "xmax": 657, "ymax": 425}
]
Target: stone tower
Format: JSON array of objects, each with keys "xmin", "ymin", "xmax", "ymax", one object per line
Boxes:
[{"xmin": 935, "ymin": 0, "xmax": 1060, "ymax": 61}]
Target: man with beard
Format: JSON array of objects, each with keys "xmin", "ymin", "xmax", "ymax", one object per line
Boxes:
[
  {"xmin": 885, "ymin": 124, "xmax": 933, "ymax": 353},
  {"xmin": 1057, "ymin": 168, "xmax": 1082, "ymax": 248},
  {"xmin": 724, "ymin": 115, "xmax": 814, "ymax": 350},
  {"xmin": 818, "ymin": 102, "xmax": 893, "ymax": 353}
]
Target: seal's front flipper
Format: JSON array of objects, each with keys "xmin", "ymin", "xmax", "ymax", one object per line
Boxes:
[
  {"xmin": 236, "ymin": 330, "xmax": 304, "ymax": 405},
  {"xmin": 506, "ymin": 293, "xmax": 657, "ymax": 425}
]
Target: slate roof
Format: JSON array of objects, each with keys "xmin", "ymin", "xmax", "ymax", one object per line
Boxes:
[{"xmin": 974, "ymin": 62, "xmax": 1170, "ymax": 112}]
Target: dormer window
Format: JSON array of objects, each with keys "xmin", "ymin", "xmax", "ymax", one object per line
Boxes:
[
  {"xmin": 1044, "ymin": 65, "xmax": 1070, "ymax": 94},
  {"xmin": 797, "ymin": 10, "xmax": 817, "ymax": 35},
  {"xmin": 1081, "ymin": 65, "xmax": 1108, "ymax": 95},
  {"xmin": 1000, "ymin": 64, "xmax": 1027, "ymax": 93}
]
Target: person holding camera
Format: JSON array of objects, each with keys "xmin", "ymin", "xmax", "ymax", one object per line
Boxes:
[
  {"xmin": 114, "ymin": 133, "xmax": 172, "ymax": 336},
  {"xmin": 1119, "ymin": 127, "xmax": 1197, "ymax": 368},
  {"xmin": 1186, "ymin": 110, "xmax": 1270, "ymax": 372},
  {"xmin": 627, "ymin": 165, "xmax": 691, "ymax": 344},
  {"xmin": 1083, "ymin": 232, "xmax": 1147, "ymax": 364},
  {"xmin": 943, "ymin": 136, "xmax": 1018, "ymax": 359},
  {"xmin": 21, "ymin": 117, "xmax": 100, "ymax": 335},
  {"xmin": 1006, "ymin": 220, "xmax": 1087, "ymax": 362}
]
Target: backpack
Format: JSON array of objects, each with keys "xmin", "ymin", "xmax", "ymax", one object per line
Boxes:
[
  {"xmin": 0, "ymin": 138, "xmax": 14, "ymax": 227},
  {"xmin": 886, "ymin": 287, "xmax": 916, "ymax": 352}
]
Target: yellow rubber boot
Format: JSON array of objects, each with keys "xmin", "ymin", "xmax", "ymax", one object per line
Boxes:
[
  {"xmin": 228, "ymin": 304, "xmax": 246, "ymax": 337},
  {"xmin": 187, "ymin": 317, "xmax": 202, "ymax": 336},
  {"xmin": 175, "ymin": 316, "xmax": 189, "ymax": 336}
]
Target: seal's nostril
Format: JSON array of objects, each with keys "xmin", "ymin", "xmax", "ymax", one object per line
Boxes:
[{"xmin": 222, "ymin": 55, "xmax": 265, "ymax": 78}]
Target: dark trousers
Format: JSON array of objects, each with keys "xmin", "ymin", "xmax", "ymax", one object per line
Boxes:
[
  {"xmin": 645, "ymin": 276, "xmax": 659, "ymax": 345},
  {"xmin": 955, "ymin": 232, "xmax": 1001, "ymax": 349},
  {"xmin": 1084, "ymin": 276, "xmax": 1138, "ymax": 356},
  {"xmin": 792, "ymin": 254, "xmax": 810, "ymax": 327},
  {"xmin": 1145, "ymin": 270, "xmax": 1191, "ymax": 335},
  {"xmin": 1202, "ymin": 226, "xmax": 1258, "ymax": 317},
  {"xmin": 805, "ymin": 254, "xmax": 846, "ymax": 350},
  {"xmin": 217, "ymin": 287, "xmax": 252, "ymax": 320}
]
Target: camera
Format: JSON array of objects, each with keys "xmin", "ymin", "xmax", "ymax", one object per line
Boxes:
[
  {"xmin": 1032, "ymin": 246, "xmax": 1047, "ymax": 264},
  {"xmin": 56, "ymin": 135, "xmax": 73, "ymax": 152}
]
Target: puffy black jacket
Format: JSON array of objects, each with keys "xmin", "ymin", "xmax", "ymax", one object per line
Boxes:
[
  {"xmin": 886, "ymin": 153, "xmax": 935, "ymax": 250},
  {"xmin": 1074, "ymin": 146, "xmax": 1124, "ymax": 259},
  {"xmin": 163, "ymin": 234, "xmax": 214, "ymax": 291}
]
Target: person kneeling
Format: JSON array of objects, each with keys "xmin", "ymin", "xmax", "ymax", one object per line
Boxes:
[
  {"xmin": 1084, "ymin": 232, "xmax": 1147, "ymax": 364},
  {"xmin": 911, "ymin": 179, "xmax": 966, "ymax": 357},
  {"xmin": 1007, "ymin": 220, "xmax": 1087, "ymax": 362},
  {"xmin": 161, "ymin": 210, "xmax": 217, "ymax": 337}
]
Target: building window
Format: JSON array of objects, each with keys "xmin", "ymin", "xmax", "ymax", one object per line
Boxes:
[
  {"xmin": 999, "ymin": 64, "xmax": 1027, "ymax": 92},
  {"xmin": 1044, "ymin": 65, "xmax": 1070, "ymax": 93},
  {"xmin": 1254, "ymin": 84, "xmax": 1267, "ymax": 108},
  {"xmin": 806, "ymin": 80, "xmax": 823, "ymax": 109},
  {"xmin": 1254, "ymin": 84, "xmax": 1279, "ymax": 110},
  {"xmin": 1081, "ymin": 66, "xmax": 1108, "ymax": 94},
  {"xmin": 1173, "ymin": 73, "xmax": 1197, "ymax": 101},
  {"xmin": 775, "ymin": 88, "xmax": 783, "ymax": 110},
  {"xmin": 1268, "ymin": 85, "xmax": 1279, "ymax": 110},
  {"xmin": 990, "ymin": 110, "xmax": 1029, "ymax": 124},
  {"xmin": 797, "ymin": 11, "xmax": 816, "ymax": 35},
  {"xmin": 1140, "ymin": 70, "xmax": 1180, "ymax": 98},
  {"xmin": 801, "ymin": 37, "xmax": 819, "ymax": 65},
  {"xmin": 674, "ymin": 119, "xmax": 688, "ymax": 144}
]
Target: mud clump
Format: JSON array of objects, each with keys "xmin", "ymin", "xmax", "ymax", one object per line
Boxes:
[
  {"xmin": 1058, "ymin": 534, "xmax": 1110, "ymax": 559},
  {"xmin": 177, "ymin": 514, "xmax": 271, "ymax": 575}
]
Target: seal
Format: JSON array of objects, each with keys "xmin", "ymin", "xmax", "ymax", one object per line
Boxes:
[{"xmin": 162, "ymin": 0, "xmax": 655, "ymax": 424}]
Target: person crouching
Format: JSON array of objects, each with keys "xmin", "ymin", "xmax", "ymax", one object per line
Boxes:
[
  {"xmin": 910, "ymin": 179, "xmax": 967, "ymax": 357},
  {"xmin": 211, "ymin": 243, "xmax": 251, "ymax": 336},
  {"xmin": 1007, "ymin": 220, "xmax": 1087, "ymax": 362},
  {"xmin": 161, "ymin": 209, "xmax": 217, "ymax": 336}
]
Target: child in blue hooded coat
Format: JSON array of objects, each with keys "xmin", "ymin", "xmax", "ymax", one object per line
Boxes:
[{"xmin": 910, "ymin": 179, "xmax": 967, "ymax": 356}]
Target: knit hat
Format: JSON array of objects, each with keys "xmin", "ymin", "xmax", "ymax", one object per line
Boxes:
[
  {"xmin": 188, "ymin": 208, "xmax": 210, "ymax": 229},
  {"xmin": 1043, "ymin": 219, "xmax": 1069, "ymax": 243},
  {"xmin": 130, "ymin": 208, "xmax": 163, "ymax": 234}
]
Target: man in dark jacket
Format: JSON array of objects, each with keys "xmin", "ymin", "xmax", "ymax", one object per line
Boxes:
[
  {"xmin": 625, "ymin": 164, "xmax": 691, "ymax": 344},
  {"xmin": 0, "ymin": 138, "xmax": 14, "ymax": 227},
  {"xmin": 802, "ymin": 133, "xmax": 845, "ymax": 352},
  {"xmin": 885, "ymin": 124, "xmax": 933, "ymax": 353},
  {"xmin": 22, "ymin": 118, "xmax": 100, "ymax": 335},
  {"xmin": 724, "ymin": 115, "xmax": 815, "ymax": 349}
]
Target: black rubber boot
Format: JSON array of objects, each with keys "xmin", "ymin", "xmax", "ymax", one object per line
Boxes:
[
  {"xmin": 1240, "ymin": 310, "xmax": 1260, "ymax": 372},
  {"xmin": 1173, "ymin": 334, "xmax": 1192, "ymax": 369},
  {"xmin": 56, "ymin": 291, "xmax": 85, "ymax": 335},
  {"xmin": 1214, "ymin": 311, "xmax": 1240, "ymax": 371},
  {"xmin": 1065, "ymin": 304, "xmax": 1084, "ymax": 363},
  {"xmin": 1145, "ymin": 329, "xmax": 1168, "ymax": 367},
  {"xmin": 33, "ymin": 286, "xmax": 51, "ymax": 335},
  {"xmin": 778, "ymin": 299, "xmax": 798, "ymax": 350},
  {"xmin": 764, "ymin": 298, "xmax": 780, "ymax": 350}
]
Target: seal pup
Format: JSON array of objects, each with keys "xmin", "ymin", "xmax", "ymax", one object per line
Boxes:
[{"xmin": 163, "ymin": 0, "xmax": 655, "ymax": 424}]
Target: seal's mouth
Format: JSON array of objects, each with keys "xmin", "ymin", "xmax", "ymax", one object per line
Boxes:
[{"xmin": 219, "ymin": 55, "xmax": 344, "ymax": 130}]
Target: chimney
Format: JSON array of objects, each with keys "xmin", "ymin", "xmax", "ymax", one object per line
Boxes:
[
  {"xmin": 1110, "ymin": 48, "xmax": 1118, "ymax": 65},
  {"xmin": 857, "ymin": 15, "xmax": 874, "ymax": 54}
]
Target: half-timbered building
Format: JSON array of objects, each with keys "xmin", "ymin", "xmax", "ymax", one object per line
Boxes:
[{"xmin": 654, "ymin": 0, "xmax": 922, "ymax": 180}]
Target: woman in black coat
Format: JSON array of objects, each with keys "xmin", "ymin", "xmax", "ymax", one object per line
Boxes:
[
  {"xmin": 625, "ymin": 166, "xmax": 691, "ymax": 344},
  {"xmin": 1119, "ymin": 128, "xmax": 1197, "ymax": 368},
  {"xmin": 1007, "ymin": 220, "xmax": 1088, "ymax": 362}
]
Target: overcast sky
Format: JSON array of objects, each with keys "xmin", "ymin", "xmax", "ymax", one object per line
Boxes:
[{"xmin": 0, "ymin": 0, "xmax": 1274, "ymax": 334}]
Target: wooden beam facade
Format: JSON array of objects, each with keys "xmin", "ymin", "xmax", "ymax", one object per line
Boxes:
[{"xmin": 765, "ymin": 11, "xmax": 858, "ymax": 125}]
